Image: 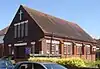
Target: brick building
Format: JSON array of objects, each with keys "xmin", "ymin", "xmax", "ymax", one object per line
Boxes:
[{"xmin": 3, "ymin": 5, "xmax": 96, "ymax": 61}]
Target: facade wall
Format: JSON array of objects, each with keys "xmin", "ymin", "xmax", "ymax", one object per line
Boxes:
[
  {"xmin": 4, "ymin": 35, "xmax": 96, "ymax": 61},
  {"xmin": 4, "ymin": 6, "xmax": 44, "ymax": 59}
]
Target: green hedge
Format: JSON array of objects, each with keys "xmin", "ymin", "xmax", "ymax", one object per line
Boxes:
[{"xmin": 28, "ymin": 57, "xmax": 86, "ymax": 67}]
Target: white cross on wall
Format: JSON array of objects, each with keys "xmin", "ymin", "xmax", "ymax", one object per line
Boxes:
[{"xmin": 19, "ymin": 10, "xmax": 23, "ymax": 20}]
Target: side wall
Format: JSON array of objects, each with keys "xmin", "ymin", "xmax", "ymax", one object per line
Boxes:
[{"xmin": 41, "ymin": 36, "xmax": 96, "ymax": 61}]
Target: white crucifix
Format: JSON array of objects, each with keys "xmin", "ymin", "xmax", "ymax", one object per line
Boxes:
[{"xmin": 19, "ymin": 10, "xmax": 23, "ymax": 20}]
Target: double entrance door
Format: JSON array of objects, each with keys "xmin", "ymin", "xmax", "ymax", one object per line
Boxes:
[
  {"xmin": 16, "ymin": 46, "xmax": 32, "ymax": 58},
  {"xmin": 16, "ymin": 46, "xmax": 25, "ymax": 58}
]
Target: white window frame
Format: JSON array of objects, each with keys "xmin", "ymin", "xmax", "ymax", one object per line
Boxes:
[
  {"xmin": 25, "ymin": 20, "xmax": 28, "ymax": 36},
  {"xmin": 64, "ymin": 42, "xmax": 72, "ymax": 55},
  {"xmin": 86, "ymin": 45, "xmax": 91, "ymax": 54},
  {"xmin": 46, "ymin": 40, "xmax": 60, "ymax": 55},
  {"xmin": 75, "ymin": 43, "xmax": 82, "ymax": 55}
]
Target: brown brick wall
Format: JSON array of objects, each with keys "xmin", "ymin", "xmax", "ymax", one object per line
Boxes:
[
  {"xmin": 0, "ymin": 44, "xmax": 4, "ymax": 57},
  {"xmin": 41, "ymin": 38, "xmax": 96, "ymax": 61}
]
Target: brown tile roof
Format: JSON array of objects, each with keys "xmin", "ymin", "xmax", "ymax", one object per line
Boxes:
[
  {"xmin": 0, "ymin": 27, "xmax": 9, "ymax": 36},
  {"xmin": 22, "ymin": 5, "xmax": 95, "ymax": 42}
]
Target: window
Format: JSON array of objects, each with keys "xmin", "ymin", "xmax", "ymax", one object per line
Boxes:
[
  {"xmin": 67, "ymin": 45, "xmax": 72, "ymax": 55},
  {"xmin": 14, "ymin": 20, "xmax": 28, "ymax": 38},
  {"xmin": 63, "ymin": 44, "xmax": 67, "ymax": 55},
  {"xmin": 46, "ymin": 40, "xmax": 60, "ymax": 55},
  {"xmin": 18, "ymin": 23, "xmax": 20, "ymax": 37},
  {"xmin": 47, "ymin": 43, "xmax": 50, "ymax": 54},
  {"xmin": 25, "ymin": 22, "xmax": 28, "ymax": 36},
  {"xmin": 12, "ymin": 49, "xmax": 14, "ymax": 55},
  {"xmin": 86, "ymin": 45, "xmax": 90, "ymax": 54},
  {"xmin": 55, "ymin": 44, "xmax": 59, "ymax": 54},
  {"xmin": 44, "ymin": 64, "xmax": 67, "ymax": 69},
  {"xmin": 14, "ymin": 24, "xmax": 17, "ymax": 38},
  {"xmin": 19, "ymin": 63, "xmax": 45, "ymax": 69},
  {"xmin": 34, "ymin": 63, "xmax": 45, "ymax": 69},
  {"xmin": 8, "ymin": 44, "xmax": 12, "ymax": 55},
  {"xmin": 64, "ymin": 42, "xmax": 72, "ymax": 55},
  {"xmin": 14, "ymin": 23, "xmax": 20, "ymax": 38},
  {"xmin": 31, "ymin": 42, "xmax": 35, "ymax": 54},
  {"xmin": 21, "ymin": 22, "xmax": 24, "ymax": 37},
  {"xmin": 77, "ymin": 46, "xmax": 82, "ymax": 55},
  {"xmin": 51, "ymin": 44, "xmax": 55, "ymax": 54},
  {"xmin": 76, "ymin": 43, "xmax": 82, "ymax": 55}
]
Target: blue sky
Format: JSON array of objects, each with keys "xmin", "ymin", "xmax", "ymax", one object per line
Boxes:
[{"xmin": 0, "ymin": 0, "xmax": 100, "ymax": 38}]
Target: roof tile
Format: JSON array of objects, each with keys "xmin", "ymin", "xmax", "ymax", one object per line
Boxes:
[{"xmin": 23, "ymin": 5, "xmax": 95, "ymax": 42}]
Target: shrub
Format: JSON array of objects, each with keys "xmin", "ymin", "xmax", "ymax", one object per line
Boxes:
[
  {"xmin": 28, "ymin": 57, "xmax": 58, "ymax": 63},
  {"xmin": 56, "ymin": 57, "xmax": 86, "ymax": 67},
  {"xmin": 84, "ymin": 60, "xmax": 100, "ymax": 68},
  {"xmin": 28, "ymin": 57, "xmax": 86, "ymax": 67},
  {"xmin": 94, "ymin": 60, "xmax": 100, "ymax": 68}
]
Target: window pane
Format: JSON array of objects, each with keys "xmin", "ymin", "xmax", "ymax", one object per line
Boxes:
[
  {"xmin": 51, "ymin": 44, "xmax": 55, "ymax": 54},
  {"xmin": 44, "ymin": 64, "xmax": 67, "ymax": 69},
  {"xmin": 64, "ymin": 45, "xmax": 67, "ymax": 55},
  {"xmin": 86, "ymin": 47, "xmax": 90, "ymax": 54},
  {"xmin": 47, "ymin": 43, "xmax": 50, "ymax": 54},
  {"xmin": 25, "ymin": 23, "xmax": 28, "ymax": 36},
  {"xmin": 67, "ymin": 45, "xmax": 72, "ymax": 55},
  {"xmin": 18, "ymin": 24, "xmax": 20, "ymax": 37},
  {"xmin": 55, "ymin": 44, "xmax": 59, "ymax": 54},
  {"xmin": 14, "ymin": 25, "xmax": 17, "ymax": 38},
  {"xmin": 46, "ymin": 40, "xmax": 60, "ymax": 55},
  {"xmin": 64, "ymin": 42, "xmax": 72, "ymax": 55},
  {"xmin": 34, "ymin": 64, "xmax": 45, "ymax": 69},
  {"xmin": 31, "ymin": 44, "xmax": 35, "ymax": 54},
  {"xmin": 21, "ymin": 23, "xmax": 24, "ymax": 37},
  {"xmin": 86, "ymin": 45, "xmax": 90, "ymax": 54},
  {"xmin": 51, "ymin": 44, "xmax": 55, "ymax": 51},
  {"xmin": 77, "ymin": 46, "xmax": 82, "ymax": 55},
  {"xmin": 55, "ymin": 45, "xmax": 59, "ymax": 51}
]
